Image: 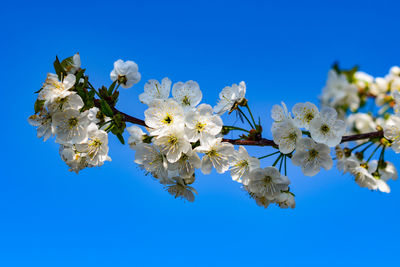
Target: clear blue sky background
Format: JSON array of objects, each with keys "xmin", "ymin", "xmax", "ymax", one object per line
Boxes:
[{"xmin": 1, "ymin": 0, "xmax": 400, "ymax": 266}]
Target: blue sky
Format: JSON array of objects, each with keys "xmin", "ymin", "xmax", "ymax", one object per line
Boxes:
[{"xmin": 1, "ymin": 0, "xmax": 400, "ymax": 266}]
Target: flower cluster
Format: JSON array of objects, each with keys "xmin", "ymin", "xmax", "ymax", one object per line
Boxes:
[
  {"xmin": 321, "ymin": 64, "xmax": 400, "ymax": 192},
  {"xmin": 28, "ymin": 54, "xmax": 399, "ymax": 209},
  {"xmin": 271, "ymin": 102, "xmax": 344, "ymax": 176},
  {"xmin": 28, "ymin": 54, "xmax": 114, "ymax": 173}
]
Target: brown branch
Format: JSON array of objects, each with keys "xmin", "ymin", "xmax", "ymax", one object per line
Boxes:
[{"xmin": 97, "ymin": 101, "xmax": 384, "ymax": 147}]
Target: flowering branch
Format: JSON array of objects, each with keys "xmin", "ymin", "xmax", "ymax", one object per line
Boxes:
[
  {"xmin": 99, "ymin": 100, "xmax": 384, "ymax": 147},
  {"xmin": 28, "ymin": 54, "xmax": 400, "ymax": 208}
]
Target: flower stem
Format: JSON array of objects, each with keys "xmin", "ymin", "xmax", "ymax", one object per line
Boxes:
[
  {"xmin": 258, "ymin": 151, "xmax": 280, "ymax": 159},
  {"xmin": 279, "ymin": 155, "xmax": 284, "ymax": 172},
  {"xmin": 350, "ymin": 140, "xmax": 372, "ymax": 152},
  {"xmin": 361, "ymin": 142, "xmax": 375, "ymax": 153},
  {"xmin": 272, "ymin": 154, "xmax": 283, "ymax": 167},
  {"xmin": 237, "ymin": 107, "xmax": 255, "ymax": 129},
  {"xmin": 284, "ymin": 155, "xmax": 287, "ymax": 176},
  {"xmin": 245, "ymin": 104, "xmax": 257, "ymax": 129},
  {"xmin": 224, "ymin": 125, "xmax": 250, "ymax": 133},
  {"xmin": 378, "ymin": 146, "xmax": 386, "ymax": 165},
  {"xmin": 367, "ymin": 144, "xmax": 382, "ymax": 162}
]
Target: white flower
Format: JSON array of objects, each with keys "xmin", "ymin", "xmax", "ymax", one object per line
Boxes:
[
  {"xmin": 172, "ymin": 80, "xmax": 202, "ymax": 111},
  {"xmin": 139, "ymin": 78, "xmax": 171, "ymax": 106},
  {"xmin": 144, "ymin": 99, "xmax": 185, "ymax": 136},
  {"xmin": 350, "ymin": 163, "xmax": 390, "ymax": 193},
  {"xmin": 28, "ymin": 110, "xmax": 54, "ymax": 141},
  {"xmin": 291, "ymin": 102, "xmax": 319, "ymax": 130},
  {"xmin": 321, "ymin": 70, "xmax": 359, "ymax": 111},
  {"xmin": 52, "ymin": 108, "xmax": 90, "ymax": 145},
  {"xmin": 134, "ymin": 143, "xmax": 170, "ymax": 183},
  {"xmin": 60, "ymin": 145, "xmax": 88, "ymax": 174},
  {"xmin": 194, "ymin": 138, "xmax": 234, "ymax": 174},
  {"xmin": 276, "ymin": 192, "xmax": 296, "ymax": 209},
  {"xmin": 110, "ymin": 59, "xmax": 141, "ymax": 89},
  {"xmin": 354, "ymin": 71, "xmax": 373, "ymax": 90},
  {"xmin": 169, "ymin": 148, "xmax": 201, "ymax": 178},
  {"xmin": 392, "ymin": 90, "xmax": 400, "ymax": 115},
  {"xmin": 184, "ymin": 104, "xmax": 223, "ymax": 144},
  {"xmin": 229, "ymin": 146, "xmax": 260, "ymax": 184},
  {"xmin": 213, "ymin": 81, "xmax": 246, "ymax": 115},
  {"xmin": 370, "ymin": 77, "xmax": 389, "ymax": 96},
  {"xmin": 390, "ymin": 77, "xmax": 400, "ymax": 94},
  {"xmin": 376, "ymin": 161, "xmax": 398, "ymax": 181},
  {"xmin": 292, "ymin": 137, "xmax": 333, "ymax": 176},
  {"xmin": 335, "ymin": 147, "xmax": 358, "ymax": 174},
  {"xmin": 87, "ymin": 107, "xmax": 101, "ymax": 123},
  {"xmin": 48, "ymin": 93, "xmax": 84, "ymax": 113},
  {"xmin": 271, "ymin": 102, "xmax": 289, "ymax": 123},
  {"xmin": 39, "ymin": 73, "xmax": 76, "ymax": 104},
  {"xmin": 86, "ymin": 107, "xmax": 111, "ymax": 131},
  {"xmin": 340, "ymin": 154, "xmax": 363, "ymax": 175},
  {"xmin": 164, "ymin": 177, "xmax": 197, "ymax": 202},
  {"xmin": 75, "ymin": 124, "xmax": 111, "ymax": 166},
  {"xmin": 251, "ymin": 194, "xmax": 273, "ymax": 209},
  {"xmin": 272, "ymin": 119, "xmax": 302, "ymax": 154},
  {"xmin": 383, "ymin": 115, "xmax": 400, "ymax": 153},
  {"xmin": 345, "ymin": 113, "xmax": 376, "ymax": 135},
  {"xmin": 390, "ymin": 66, "xmax": 400, "ymax": 77},
  {"xmin": 309, "ymin": 107, "xmax": 345, "ymax": 147},
  {"xmin": 246, "ymin": 167, "xmax": 290, "ymax": 200},
  {"xmin": 127, "ymin": 125, "xmax": 145, "ymax": 149},
  {"xmin": 153, "ymin": 129, "xmax": 191, "ymax": 163}
]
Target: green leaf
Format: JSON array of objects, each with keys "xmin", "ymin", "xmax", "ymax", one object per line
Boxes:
[
  {"xmin": 75, "ymin": 68, "xmax": 86, "ymax": 83},
  {"xmin": 53, "ymin": 56, "xmax": 64, "ymax": 80},
  {"xmin": 34, "ymin": 99, "xmax": 45, "ymax": 113},
  {"xmin": 111, "ymin": 90, "xmax": 119, "ymax": 105},
  {"xmin": 116, "ymin": 133, "xmax": 125, "ymax": 145},
  {"xmin": 100, "ymin": 99, "xmax": 114, "ymax": 117},
  {"xmin": 60, "ymin": 56, "xmax": 74, "ymax": 72},
  {"xmin": 332, "ymin": 62, "xmax": 340, "ymax": 74},
  {"xmin": 34, "ymin": 87, "xmax": 43, "ymax": 94},
  {"xmin": 99, "ymin": 86, "xmax": 109, "ymax": 98},
  {"xmin": 108, "ymin": 80, "xmax": 117, "ymax": 95}
]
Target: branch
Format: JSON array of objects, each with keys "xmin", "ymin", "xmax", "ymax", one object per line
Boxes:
[{"xmin": 97, "ymin": 101, "xmax": 384, "ymax": 147}]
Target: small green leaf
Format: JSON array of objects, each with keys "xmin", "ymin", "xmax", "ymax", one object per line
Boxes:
[
  {"xmin": 34, "ymin": 99, "xmax": 45, "ymax": 113},
  {"xmin": 60, "ymin": 56, "xmax": 74, "ymax": 72},
  {"xmin": 332, "ymin": 62, "xmax": 340, "ymax": 74},
  {"xmin": 100, "ymin": 99, "xmax": 114, "ymax": 117},
  {"xmin": 75, "ymin": 68, "xmax": 86, "ymax": 83},
  {"xmin": 108, "ymin": 80, "xmax": 117, "ymax": 95},
  {"xmin": 116, "ymin": 133, "xmax": 125, "ymax": 145},
  {"xmin": 112, "ymin": 90, "xmax": 119, "ymax": 105},
  {"xmin": 34, "ymin": 87, "xmax": 43, "ymax": 94},
  {"xmin": 53, "ymin": 56, "xmax": 64, "ymax": 80},
  {"xmin": 99, "ymin": 86, "xmax": 109, "ymax": 98}
]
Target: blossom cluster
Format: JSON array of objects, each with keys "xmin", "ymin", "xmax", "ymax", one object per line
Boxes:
[
  {"xmin": 271, "ymin": 102, "xmax": 344, "ymax": 175},
  {"xmin": 321, "ymin": 65, "xmax": 400, "ymax": 192},
  {"xmin": 28, "ymin": 55, "xmax": 141, "ymax": 173}
]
